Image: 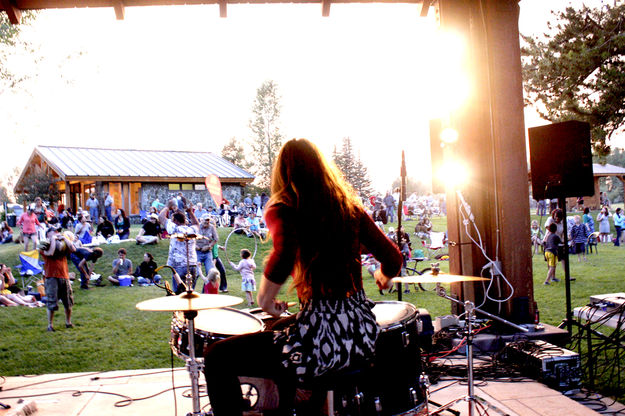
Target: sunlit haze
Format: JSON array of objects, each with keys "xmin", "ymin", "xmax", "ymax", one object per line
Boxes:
[{"xmin": 1, "ymin": 0, "xmax": 616, "ymax": 193}]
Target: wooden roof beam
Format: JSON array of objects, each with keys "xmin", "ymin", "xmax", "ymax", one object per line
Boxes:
[
  {"xmin": 321, "ymin": 0, "xmax": 330, "ymax": 17},
  {"xmin": 113, "ymin": 0, "xmax": 124, "ymax": 19},
  {"xmin": 420, "ymin": 0, "xmax": 431, "ymax": 17},
  {"xmin": 1, "ymin": 0, "xmax": 22, "ymax": 24},
  {"xmin": 218, "ymin": 0, "xmax": 226, "ymax": 17}
]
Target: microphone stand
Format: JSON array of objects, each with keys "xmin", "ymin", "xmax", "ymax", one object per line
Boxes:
[
  {"xmin": 427, "ymin": 283, "xmax": 527, "ymax": 416},
  {"xmin": 396, "ymin": 150, "xmax": 407, "ymax": 301}
]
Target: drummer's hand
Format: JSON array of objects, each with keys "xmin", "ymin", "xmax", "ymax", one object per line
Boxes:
[
  {"xmin": 264, "ymin": 299, "xmax": 287, "ymax": 318},
  {"xmin": 374, "ymin": 268, "xmax": 392, "ymax": 291}
]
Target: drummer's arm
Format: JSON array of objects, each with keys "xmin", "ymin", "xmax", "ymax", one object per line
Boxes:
[{"xmin": 258, "ymin": 278, "xmax": 287, "ymax": 318}]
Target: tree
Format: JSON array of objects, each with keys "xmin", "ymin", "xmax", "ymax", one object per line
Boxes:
[
  {"xmin": 332, "ymin": 137, "xmax": 373, "ymax": 197},
  {"xmin": 16, "ymin": 170, "xmax": 60, "ymax": 205},
  {"xmin": 1, "ymin": 12, "xmax": 36, "ymax": 94},
  {"xmin": 248, "ymin": 80, "xmax": 284, "ymax": 188},
  {"xmin": 221, "ymin": 137, "xmax": 252, "ymax": 171},
  {"xmin": 391, "ymin": 177, "xmax": 430, "ymax": 196},
  {"xmin": 521, "ymin": 2, "xmax": 625, "ymax": 156},
  {"xmin": 0, "ymin": 166, "xmax": 21, "ymax": 203}
]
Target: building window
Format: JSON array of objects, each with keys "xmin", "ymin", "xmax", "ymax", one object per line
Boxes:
[
  {"xmin": 194, "ymin": 184, "xmax": 206, "ymax": 190},
  {"xmin": 168, "ymin": 184, "xmax": 180, "ymax": 191},
  {"xmin": 181, "ymin": 184, "xmax": 193, "ymax": 191}
]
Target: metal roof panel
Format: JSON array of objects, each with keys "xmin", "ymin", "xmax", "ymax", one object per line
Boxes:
[{"xmin": 35, "ymin": 146, "xmax": 254, "ymax": 180}]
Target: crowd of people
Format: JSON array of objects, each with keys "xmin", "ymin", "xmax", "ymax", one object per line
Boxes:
[{"xmin": 537, "ymin": 199, "xmax": 623, "ymax": 286}]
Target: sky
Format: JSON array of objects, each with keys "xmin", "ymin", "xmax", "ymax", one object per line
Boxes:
[{"xmin": 0, "ymin": 0, "xmax": 616, "ymax": 191}]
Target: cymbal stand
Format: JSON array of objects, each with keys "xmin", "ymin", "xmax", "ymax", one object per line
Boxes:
[
  {"xmin": 428, "ymin": 284, "xmax": 527, "ymax": 416},
  {"xmin": 183, "ymin": 310, "xmax": 208, "ymax": 416},
  {"xmin": 183, "ymin": 236, "xmax": 206, "ymax": 416}
]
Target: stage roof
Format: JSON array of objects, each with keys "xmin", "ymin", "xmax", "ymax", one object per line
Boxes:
[{"xmin": 1, "ymin": 0, "xmax": 432, "ymax": 23}]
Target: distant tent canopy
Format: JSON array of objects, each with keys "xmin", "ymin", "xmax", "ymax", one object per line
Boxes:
[{"xmin": 14, "ymin": 146, "xmax": 255, "ymax": 216}]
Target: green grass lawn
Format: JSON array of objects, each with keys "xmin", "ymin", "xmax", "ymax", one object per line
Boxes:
[{"xmin": 0, "ymin": 212, "xmax": 623, "ymax": 400}]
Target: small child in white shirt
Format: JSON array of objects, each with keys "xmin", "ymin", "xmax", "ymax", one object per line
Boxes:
[{"xmin": 229, "ymin": 249, "xmax": 256, "ymax": 306}]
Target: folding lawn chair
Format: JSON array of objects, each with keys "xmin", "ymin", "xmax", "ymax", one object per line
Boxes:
[
  {"xmin": 16, "ymin": 250, "xmax": 44, "ymax": 289},
  {"xmin": 586, "ymin": 231, "xmax": 600, "ymax": 255},
  {"xmin": 422, "ymin": 231, "xmax": 447, "ymax": 260}
]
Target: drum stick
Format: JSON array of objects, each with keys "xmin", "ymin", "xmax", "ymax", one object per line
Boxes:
[{"xmin": 286, "ymin": 302, "xmax": 297, "ymax": 308}]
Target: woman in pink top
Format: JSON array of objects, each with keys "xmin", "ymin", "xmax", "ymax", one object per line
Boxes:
[{"xmin": 17, "ymin": 205, "xmax": 40, "ymax": 251}]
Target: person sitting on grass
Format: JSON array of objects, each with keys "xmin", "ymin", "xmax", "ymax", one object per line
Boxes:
[
  {"xmin": 233, "ymin": 213, "xmax": 250, "ymax": 236},
  {"xmin": 1, "ymin": 264, "xmax": 43, "ymax": 307},
  {"xmin": 96, "ymin": 215, "xmax": 115, "ymax": 240},
  {"xmin": 134, "ymin": 253, "xmax": 161, "ymax": 286},
  {"xmin": 74, "ymin": 214, "xmax": 93, "ymax": 245},
  {"xmin": 135, "ymin": 213, "xmax": 161, "ymax": 245},
  {"xmin": 107, "ymin": 248, "xmax": 134, "ymax": 286},
  {"xmin": 1, "ymin": 221, "xmax": 13, "ymax": 244},
  {"xmin": 114, "ymin": 208, "xmax": 131, "ymax": 240},
  {"xmin": 246, "ymin": 211, "xmax": 266, "ymax": 239},
  {"xmin": 543, "ymin": 223, "xmax": 561, "ymax": 285},
  {"xmin": 70, "ymin": 247, "xmax": 104, "ymax": 289}
]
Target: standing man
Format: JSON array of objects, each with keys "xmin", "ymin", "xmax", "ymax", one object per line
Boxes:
[
  {"xmin": 41, "ymin": 226, "xmax": 76, "ymax": 332},
  {"xmin": 196, "ymin": 214, "xmax": 218, "ymax": 278},
  {"xmin": 163, "ymin": 206, "xmax": 200, "ymax": 294},
  {"xmin": 104, "ymin": 192, "xmax": 114, "ymax": 221},
  {"xmin": 383, "ymin": 191, "xmax": 396, "ymax": 223},
  {"xmin": 86, "ymin": 194, "xmax": 99, "ymax": 225}
]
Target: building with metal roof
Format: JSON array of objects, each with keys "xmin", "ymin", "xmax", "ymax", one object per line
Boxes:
[
  {"xmin": 15, "ymin": 146, "xmax": 255, "ymax": 217},
  {"xmin": 558, "ymin": 163, "xmax": 625, "ymax": 210}
]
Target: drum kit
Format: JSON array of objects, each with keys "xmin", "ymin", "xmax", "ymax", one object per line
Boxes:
[{"xmin": 136, "ymin": 236, "xmax": 524, "ymax": 416}]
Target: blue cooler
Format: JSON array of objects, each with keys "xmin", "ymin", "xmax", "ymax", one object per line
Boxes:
[{"xmin": 119, "ymin": 276, "xmax": 132, "ymax": 287}]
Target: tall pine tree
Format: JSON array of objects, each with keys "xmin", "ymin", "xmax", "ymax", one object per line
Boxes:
[
  {"xmin": 221, "ymin": 137, "xmax": 252, "ymax": 172},
  {"xmin": 248, "ymin": 80, "xmax": 284, "ymax": 188},
  {"xmin": 332, "ymin": 137, "xmax": 373, "ymax": 197}
]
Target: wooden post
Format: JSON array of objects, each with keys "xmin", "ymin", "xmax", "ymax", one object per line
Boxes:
[{"xmin": 439, "ymin": 0, "xmax": 534, "ymax": 321}]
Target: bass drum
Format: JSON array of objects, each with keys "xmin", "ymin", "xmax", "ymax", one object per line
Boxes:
[
  {"xmin": 170, "ymin": 307, "xmax": 265, "ymax": 359},
  {"xmin": 370, "ymin": 301, "xmax": 425, "ymax": 415}
]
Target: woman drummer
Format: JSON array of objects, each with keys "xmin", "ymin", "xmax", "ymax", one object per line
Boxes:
[{"xmin": 203, "ymin": 138, "xmax": 402, "ymax": 415}]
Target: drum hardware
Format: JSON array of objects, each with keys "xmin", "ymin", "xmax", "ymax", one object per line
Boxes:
[{"xmin": 427, "ymin": 284, "xmax": 528, "ymax": 416}]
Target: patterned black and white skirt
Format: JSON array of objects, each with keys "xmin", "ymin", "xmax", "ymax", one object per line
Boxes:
[{"xmin": 274, "ymin": 290, "xmax": 379, "ymax": 383}]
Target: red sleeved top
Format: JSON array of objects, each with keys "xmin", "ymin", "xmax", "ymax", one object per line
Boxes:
[{"xmin": 263, "ymin": 203, "xmax": 402, "ymax": 299}]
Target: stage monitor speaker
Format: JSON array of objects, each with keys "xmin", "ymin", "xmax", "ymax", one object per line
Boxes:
[
  {"xmin": 528, "ymin": 120, "xmax": 594, "ymax": 201},
  {"xmin": 429, "ymin": 118, "xmax": 445, "ymax": 194}
]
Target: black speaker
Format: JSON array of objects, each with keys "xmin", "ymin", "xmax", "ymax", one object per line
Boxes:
[
  {"xmin": 429, "ymin": 118, "xmax": 445, "ymax": 194},
  {"xmin": 528, "ymin": 120, "xmax": 594, "ymax": 201}
]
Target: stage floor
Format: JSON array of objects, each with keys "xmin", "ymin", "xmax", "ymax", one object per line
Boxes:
[{"xmin": 0, "ymin": 368, "xmax": 623, "ymax": 416}]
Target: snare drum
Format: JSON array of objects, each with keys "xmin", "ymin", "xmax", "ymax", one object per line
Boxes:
[
  {"xmin": 371, "ymin": 301, "xmax": 424, "ymax": 415},
  {"xmin": 170, "ymin": 308, "xmax": 265, "ymax": 359}
]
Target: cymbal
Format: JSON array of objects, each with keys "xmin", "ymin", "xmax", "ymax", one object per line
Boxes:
[
  {"xmin": 392, "ymin": 272, "xmax": 489, "ymax": 284},
  {"xmin": 136, "ymin": 292, "xmax": 243, "ymax": 312},
  {"xmin": 169, "ymin": 233, "xmax": 209, "ymax": 241}
]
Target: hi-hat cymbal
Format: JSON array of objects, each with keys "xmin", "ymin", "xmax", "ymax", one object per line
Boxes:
[
  {"xmin": 136, "ymin": 292, "xmax": 243, "ymax": 312},
  {"xmin": 392, "ymin": 272, "xmax": 489, "ymax": 285},
  {"xmin": 169, "ymin": 233, "xmax": 209, "ymax": 241}
]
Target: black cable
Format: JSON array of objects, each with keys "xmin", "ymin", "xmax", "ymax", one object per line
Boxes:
[{"xmin": 0, "ymin": 372, "xmax": 103, "ymax": 392}]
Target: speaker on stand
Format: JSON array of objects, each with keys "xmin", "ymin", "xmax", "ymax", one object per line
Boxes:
[{"xmin": 528, "ymin": 120, "xmax": 594, "ymax": 335}]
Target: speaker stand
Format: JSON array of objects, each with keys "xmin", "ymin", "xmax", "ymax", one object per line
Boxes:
[{"xmin": 556, "ymin": 196, "xmax": 574, "ymax": 336}]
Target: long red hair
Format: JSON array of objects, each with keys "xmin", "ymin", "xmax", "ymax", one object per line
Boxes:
[{"xmin": 268, "ymin": 138, "xmax": 363, "ymax": 300}]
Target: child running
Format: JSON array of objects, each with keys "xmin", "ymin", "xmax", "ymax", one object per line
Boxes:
[{"xmin": 229, "ymin": 249, "xmax": 256, "ymax": 306}]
